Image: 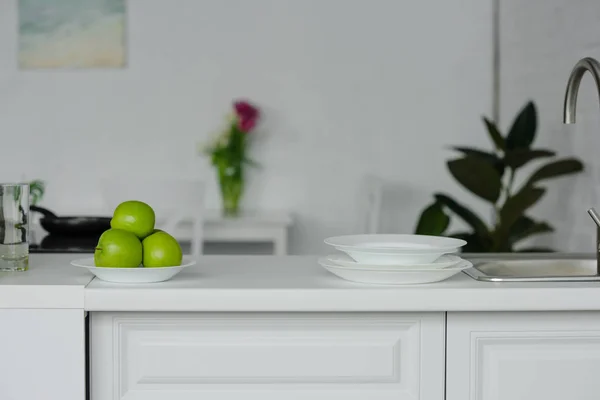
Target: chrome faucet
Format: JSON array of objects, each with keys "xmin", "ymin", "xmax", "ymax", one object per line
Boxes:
[
  {"xmin": 563, "ymin": 56, "xmax": 600, "ymax": 273},
  {"xmin": 564, "ymin": 57, "xmax": 600, "ymax": 123}
]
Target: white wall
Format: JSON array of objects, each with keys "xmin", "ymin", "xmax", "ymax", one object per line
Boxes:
[
  {"xmin": 500, "ymin": 0, "xmax": 600, "ymax": 252},
  {"xmin": 0, "ymin": 0, "xmax": 493, "ymax": 254}
]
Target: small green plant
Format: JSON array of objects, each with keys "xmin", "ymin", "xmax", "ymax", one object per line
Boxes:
[
  {"xmin": 29, "ymin": 179, "xmax": 45, "ymax": 206},
  {"xmin": 414, "ymin": 101, "xmax": 584, "ymax": 252},
  {"xmin": 11, "ymin": 179, "xmax": 45, "ymax": 205}
]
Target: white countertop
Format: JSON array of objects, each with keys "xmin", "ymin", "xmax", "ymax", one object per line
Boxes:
[
  {"xmin": 5, "ymin": 254, "xmax": 600, "ymax": 312},
  {"xmin": 0, "ymin": 254, "xmax": 93, "ymax": 309}
]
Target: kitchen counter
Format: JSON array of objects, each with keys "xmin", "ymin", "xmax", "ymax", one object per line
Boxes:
[
  {"xmin": 0, "ymin": 254, "xmax": 93, "ymax": 309},
  {"xmin": 5, "ymin": 253, "xmax": 600, "ymax": 400},
  {"xmin": 4, "ymin": 253, "xmax": 600, "ymax": 312}
]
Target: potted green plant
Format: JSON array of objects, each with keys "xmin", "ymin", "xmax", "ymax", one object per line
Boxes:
[{"xmin": 414, "ymin": 101, "xmax": 584, "ymax": 252}]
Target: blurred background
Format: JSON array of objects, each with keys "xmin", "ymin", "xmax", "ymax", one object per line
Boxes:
[{"xmin": 0, "ymin": 0, "xmax": 598, "ymax": 255}]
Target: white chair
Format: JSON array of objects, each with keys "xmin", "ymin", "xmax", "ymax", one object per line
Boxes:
[{"xmin": 100, "ymin": 178, "xmax": 206, "ymax": 259}]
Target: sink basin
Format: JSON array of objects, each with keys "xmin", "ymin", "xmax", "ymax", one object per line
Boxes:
[{"xmin": 463, "ymin": 254, "xmax": 600, "ymax": 282}]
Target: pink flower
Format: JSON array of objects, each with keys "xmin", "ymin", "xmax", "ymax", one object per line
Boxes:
[
  {"xmin": 239, "ymin": 116, "xmax": 257, "ymax": 133},
  {"xmin": 233, "ymin": 100, "xmax": 260, "ymax": 133}
]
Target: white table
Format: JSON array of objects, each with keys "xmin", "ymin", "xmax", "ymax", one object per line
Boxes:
[{"xmin": 171, "ymin": 210, "xmax": 293, "ymax": 256}]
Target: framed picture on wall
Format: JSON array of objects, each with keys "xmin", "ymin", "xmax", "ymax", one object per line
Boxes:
[{"xmin": 18, "ymin": 0, "xmax": 126, "ymax": 69}]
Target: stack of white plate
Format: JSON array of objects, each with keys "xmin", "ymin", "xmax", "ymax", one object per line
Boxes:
[{"xmin": 319, "ymin": 234, "xmax": 471, "ymax": 285}]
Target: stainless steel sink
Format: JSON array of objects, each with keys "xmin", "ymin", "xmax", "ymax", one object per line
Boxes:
[
  {"xmin": 463, "ymin": 253, "xmax": 600, "ymax": 282},
  {"xmin": 460, "ymin": 55, "xmax": 600, "ymax": 283}
]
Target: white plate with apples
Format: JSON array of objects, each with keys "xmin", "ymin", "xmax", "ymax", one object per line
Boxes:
[
  {"xmin": 72, "ymin": 200, "xmax": 195, "ymax": 283},
  {"xmin": 71, "ymin": 256, "xmax": 196, "ymax": 283}
]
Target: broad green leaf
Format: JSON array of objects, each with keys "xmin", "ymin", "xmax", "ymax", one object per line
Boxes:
[
  {"xmin": 451, "ymin": 146, "xmax": 504, "ymax": 177},
  {"xmin": 526, "ymin": 158, "xmax": 584, "ymax": 186},
  {"xmin": 503, "ymin": 149, "xmax": 555, "ymax": 169},
  {"xmin": 509, "ymin": 215, "xmax": 554, "ymax": 244},
  {"xmin": 450, "ymin": 146, "xmax": 495, "ymax": 159},
  {"xmin": 515, "ymin": 223, "xmax": 554, "ymax": 242},
  {"xmin": 498, "ymin": 186, "xmax": 546, "ymax": 238},
  {"xmin": 506, "ymin": 101, "xmax": 537, "ymax": 150},
  {"xmin": 434, "ymin": 193, "xmax": 490, "ymax": 239},
  {"xmin": 509, "ymin": 215, "xmax": 535, "ymax": 235},
  {"xmin": 414, "ymin": 201, "xmax": 450, "ymax": 236},
  {"xmin": 447, "ymin": 157, "xmax": 502, "ymax": 203},
  {"xmin": 483, "ymin": 117, "xmax": 505, "ymax": 151},
  {"xmin": 448, "ymin": 232, "xmax": 471, "ymax": 240},
  {"xmin": 448, "ymin": 231, "xmax": 493, "ymax": 253}
]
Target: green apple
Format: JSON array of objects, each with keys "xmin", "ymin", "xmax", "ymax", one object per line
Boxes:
[
  {"xmin": 142, "ymin": 230, "xmax": 182, "ymax": 267},
  {"xmin": 110, "ymin": 200, "xmax": 155, "ymax": 239},
  {"xmin": 94, "ymin": 229, "xmax": 142, "ymax": 268}
]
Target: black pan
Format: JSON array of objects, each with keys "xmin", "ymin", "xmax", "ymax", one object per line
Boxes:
[{"xmin": 30, "ymin": 205, "xmax": 111, "ymax": 237}]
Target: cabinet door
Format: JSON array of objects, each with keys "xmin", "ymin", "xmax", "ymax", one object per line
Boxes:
[
  {"xmin": 0, "ymin": 309, "xmax": 86, "ymax": 400},
  {"xmin": 447, "ymin": 311, "xmax": 600, "ymax": 400},
  {"xmin": 91, "ymin": 312, "xmax": 445, "ymax": 400}
]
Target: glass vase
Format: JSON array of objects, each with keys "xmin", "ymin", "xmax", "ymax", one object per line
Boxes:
[{"xmin": 217, "ymin": 162, "xmax": 244, "ymax": 217}]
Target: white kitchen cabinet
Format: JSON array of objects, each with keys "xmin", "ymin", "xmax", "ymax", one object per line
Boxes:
[
  {"xmin": 0, "ymin": 309, "xmax": 86, "ymax": 400},
  {"xmin": 91, "ymin": 312, "xmax": 445, "ymax": 400},
  {"xmin": 447, "ymin": 311, "xmax": 600, "ymax": 400}
]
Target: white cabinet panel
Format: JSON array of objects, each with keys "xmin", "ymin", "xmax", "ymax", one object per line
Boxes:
[
  {"xmin": 91, "ymin": 312, "xmax": 445, "ymax": 400},
  {"xmin": 447, "ymin": 311, "xmax": 600, "ymax": 400},
  {"xmin": 0, "ymin": 309, "xmax": 86, "ymax": 400}
]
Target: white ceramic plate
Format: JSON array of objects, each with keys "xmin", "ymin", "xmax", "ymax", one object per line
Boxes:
[
  {"xmin": 318, "ymin": 257, "xmax": 472, "ymax": 285},
  {"xmin": 70, "ymin": 256, "xmax": 196, "ymax": 283},
  {"xmin": 325, "ymin": 253, "xmax": 464, "ymax": 270},
  {"xmin": 324, "ymin": 234, "xmax": 466, "ymax": 253},
  {"xmin": 336, "ymin": 247, "xmax": 459, "ymax": 265}
]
